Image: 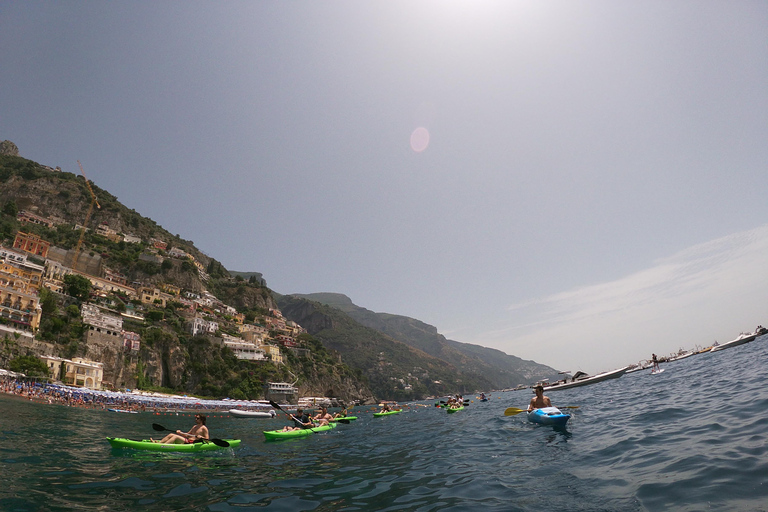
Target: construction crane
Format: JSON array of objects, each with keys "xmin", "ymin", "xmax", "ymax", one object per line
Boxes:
[{"xmin": 70, "ymin": 161, "xmax": 100, "ymax": 270}]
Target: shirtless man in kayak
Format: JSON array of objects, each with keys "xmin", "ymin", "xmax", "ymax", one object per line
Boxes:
[
  {"xmin": 312, "ymin": 406, "xmax": 334, "ymax": 426},
  {"xmin": 528, "ymin": 385, "xmax": 552, "ymax": 412},
  {"xmin": 154, "ymin": 414, "xmax": 209, "ymax": 444}
]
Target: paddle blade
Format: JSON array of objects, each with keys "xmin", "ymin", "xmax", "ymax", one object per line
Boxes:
[
  {"xmin": 503, "ymin": 407, "xmax": 526, "ymax": 416},
  {"xmin": 152, "ymin": 423, "xmax": 169, "ymax": 432},
  {"xmin": 192, "ymin": 437, "xmax": 230, "ymax": 447},
  {"xmin": 562, "ymin": 406, "xmax": 580, "ymax": 409},
  {"xmin": 336, "ymin": 419, "xmax": 351, "ymax": 424}
]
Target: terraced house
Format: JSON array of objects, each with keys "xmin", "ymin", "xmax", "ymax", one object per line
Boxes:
[{"xmin": 0, "ymin": 246, "xmax": 44, "ymax": 331}]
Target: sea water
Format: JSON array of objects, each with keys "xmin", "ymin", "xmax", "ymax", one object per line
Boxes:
[{"xmin": 1, "ymin": 335, "xmax": 767, "ymax": 512}]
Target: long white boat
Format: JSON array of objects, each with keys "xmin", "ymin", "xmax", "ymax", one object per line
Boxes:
[
  {"xmin": 228, "ymin": 409, "xmax": 276, "ymax": 418},
  {"xmin": 543, "ymin": 366, "xmax": 629, "ymax": 392},
  {"xmin": 710, "ymin": 332, "xmax": 758, "ymax": 353}
]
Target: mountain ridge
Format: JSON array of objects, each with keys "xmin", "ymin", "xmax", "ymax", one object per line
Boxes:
[{"xmin": 289, "ymin": 292, "xmax": 561, "ymax": 389}]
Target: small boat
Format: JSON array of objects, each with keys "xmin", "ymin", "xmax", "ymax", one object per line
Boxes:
[
  {"xmin": 446, "ymin": 406, "xmax": 464, "ymax": 414},
  {"xmin": 527, "ymin": 407, "xmax": 570, "ymax": 427},
  {"xmin": 263, "ymin": 422, "xmax": 337, "ymax": 440},
  {"xmin": 228, "ymin": 409, "xmax": 276, "ymax": 418},
  {"xmin": 543, "ymin": 366, "xmax": 629, "ymax": 391},
  {"xmin": 107, "ymin": 437, "xmax": 240, "ymax": 452},
  {"xmin": 107, "ymin": 409, "xmax": 138, "ymax": 414},
  {"xmin": 710, "ymin": 332, "xmax": 758, "ymax": 352},
  {"xmin": 667, "ymin": 351, "xmax": 695, "ymax": 362}
]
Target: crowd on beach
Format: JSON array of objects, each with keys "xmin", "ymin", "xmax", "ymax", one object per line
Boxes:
[{"xmin": 0, "ymin": 377, "xmax": 262, "ymax": 413}]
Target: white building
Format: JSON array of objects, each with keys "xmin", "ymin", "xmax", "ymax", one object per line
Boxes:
[
  {"xmin": 189, "ymin": 316, "xmax": 219, "ymax": 336},
  {"xmin": 81, "ymin": 303, "xmax": 123, "ymax": 332}
]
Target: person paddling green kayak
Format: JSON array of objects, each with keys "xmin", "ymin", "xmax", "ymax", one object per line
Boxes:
[
  {"xmin": 379, "ymin": 402, "xmax": 401, "ymax": 414},
  {"xmin": 277, "ymin": 408, "xmax": 317, "ymax": 432},
  {"xmin": 152, "ymin": 414, "xmax": 209, "ymax": 444}
]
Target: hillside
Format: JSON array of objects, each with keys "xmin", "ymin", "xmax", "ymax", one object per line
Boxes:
[
  {"xmin": 290, "ymin": 293, "xmax": 561, "ymax": 388},
  {"xmin": 276, "ymin": 294, "xmax": 496, "ymax": 400},
  {"xmin": 0, "ymin": 152, "xmax": 373, "ymax": 401}
]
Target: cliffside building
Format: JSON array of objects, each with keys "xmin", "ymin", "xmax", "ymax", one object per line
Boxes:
[
  {"xmin": 82, "ymin": 303, "xmax": 123, "ymax": 337},
  {"xmin": 40, "ymin": 355, "xmax": 104, "ymax": 389},
  {"xmin": 17, "ymin": 210, "xmax": 56, "ymax": 228},
  {"xmin": 0, "ymin": 246, "xmax": 44, "ymax": 331},
  {"xmin": 13, "ymin": 231, "xmax": 50, "ymax": 259}
]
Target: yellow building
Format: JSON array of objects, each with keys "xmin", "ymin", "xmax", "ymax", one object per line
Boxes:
[
  {"xmin": 0, "ymin": 260, "xmax": 44, "ymax": 292},
  {"xmin": 40, "ymin": 356, "xmax": 104, "ymax": 389},
  {"xmin": 261, "ymin": 344, "xmax": 283, "ymax": 364},
  {"xmin": 0, "ymin": 268, "xmax": 43, "ymax": 331},
  {"xmin": 138, "ymin": 287, "xmax": 174, "ymax": 307}
]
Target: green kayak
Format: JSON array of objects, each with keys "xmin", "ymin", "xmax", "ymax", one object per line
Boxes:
[
  {"xmin": 263, "ymin": 422, "xmax": 337, "ymax": 440},
  {"xmin": 373, "ymin": 410, "xmax": 402, "ymax": 417},
  {"xmin": 330, "ymin": 416, "xmax": 358, "ymax": 422},
  {"xmin": 106, "ymin": 437, "xmax": 240, "ymax": 452},
  {"xmin": 446, "ymin": 406, "xmax": 465, "ymax": 413}
]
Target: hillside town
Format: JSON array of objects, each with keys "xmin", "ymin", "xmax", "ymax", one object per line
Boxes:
[{"xmin": 1, "ymin": 210, "xmax": 310, "ymax": 399}]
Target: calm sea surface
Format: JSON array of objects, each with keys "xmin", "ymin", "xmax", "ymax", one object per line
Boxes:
[{"xmin": 2, "ymin": 335, "xmax": 767, "ymax": 512}]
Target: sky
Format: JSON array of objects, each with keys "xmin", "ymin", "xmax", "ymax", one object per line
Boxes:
[{"xmin": 2, "ymin": 1, "xmax": 767, "ymax": 374}]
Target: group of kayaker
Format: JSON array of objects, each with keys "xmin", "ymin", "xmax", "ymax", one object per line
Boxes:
[
  {"xmin": 444, "ymin": 395, "xmax": 464, "ymax": 409},
  {"xmin": 131, "ymin": 389, "xmax": 567, "ymax": 446},
  {"xmin": 278, "ymin": 406, "xmax": 338, "ymax": 432}
]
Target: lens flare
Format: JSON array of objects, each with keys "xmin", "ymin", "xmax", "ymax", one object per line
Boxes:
[{"xmin": 410, "ymin": 127, "xmax": 430, "ymax": 152}]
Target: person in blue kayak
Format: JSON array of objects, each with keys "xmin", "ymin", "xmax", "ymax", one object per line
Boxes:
[
  {"xmin": 528, "ymin": 385, "xmax": 552, "ymax": 412},
  {"xmin": 153, "ymin": 414, "xmax": 209, "ymax": 444}
]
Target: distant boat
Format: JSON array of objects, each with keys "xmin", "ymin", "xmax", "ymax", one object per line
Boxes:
[
  {"xmin": 626, "ymin": 364, "xmax": 652, "ymax": 374},
  {"xmin": 667, "ymin": 351, "xmax": 695, "ymax": 362},
  {"xmin": 229, "ymin": 409, "xmax": 276, "ymax": 418},
  {"xmin": 543, "ymin": 366, "xmax": 629, "ymax": 391},
  {"xmin": 710, "ymin": 332, "xmax": 758, "ymax": 353}
]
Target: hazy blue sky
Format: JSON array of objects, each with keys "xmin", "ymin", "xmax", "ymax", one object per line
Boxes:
[{"xmin": 2, "ymin": 1, "xmax": 767, "ymax": 373}]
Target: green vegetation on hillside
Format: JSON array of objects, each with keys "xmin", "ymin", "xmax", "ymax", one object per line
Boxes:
[{"xmin": 277, "ymin": 295, "xmax": 494, "ymax": 400}]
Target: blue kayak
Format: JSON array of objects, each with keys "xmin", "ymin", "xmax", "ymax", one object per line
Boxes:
[{"xmin": 527, "ymin": 407, "xmax": 570, "ymax": 427}]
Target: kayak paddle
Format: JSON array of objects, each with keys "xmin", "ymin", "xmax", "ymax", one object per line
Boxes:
[{"xmin": 151, "ymin": 423, "xmax": 230, "ymax": 447}]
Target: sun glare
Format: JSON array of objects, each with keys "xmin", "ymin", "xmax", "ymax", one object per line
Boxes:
[{"xmin": 410, "ymin": 127, "xmax": 430, "ymax": 152}]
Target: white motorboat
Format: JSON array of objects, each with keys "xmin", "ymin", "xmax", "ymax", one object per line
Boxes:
[
  {"xmin": 710, "ymin": 332, "xmax": 758, "ymax": 353},
  {"xmin": 228, "ymin": 409, "xmax": 276, "ymax": 418},
  {"xmin": 543, "ymin": 366, "xmax": 630, "ymax": 391},
  {"xmin": 667, "ymin": 351, "xmax": 695, "ymax": 361}
]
